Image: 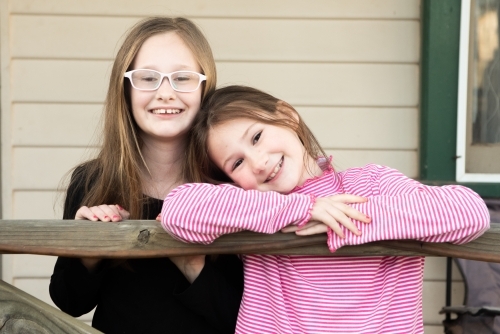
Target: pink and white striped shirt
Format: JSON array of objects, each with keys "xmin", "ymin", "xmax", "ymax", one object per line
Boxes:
[{"xmin": 161, "ymin": 164, "xmax": 490, "ymax": 333}]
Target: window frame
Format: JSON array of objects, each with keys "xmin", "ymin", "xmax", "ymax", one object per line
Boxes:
[
  {"xmin": 420, "ymin": 0, "xmax": 500, "ymax": 196},
  {"xmin": 456, "ymin": 0, "xmax": 500, "ymax": 182}
]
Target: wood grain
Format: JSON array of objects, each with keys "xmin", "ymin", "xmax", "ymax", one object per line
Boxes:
[
  {"xmin": 0, "ymin": 220, "xmax": 499, "ymax": 262},
  {"xmin": 0, "ymin": 280, "xmax": 101, "ymax": 334}
]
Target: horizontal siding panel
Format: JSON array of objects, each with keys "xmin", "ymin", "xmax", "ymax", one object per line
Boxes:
[
  {"xmin": 12, "ymin": 109, "xmax": 417, "ymax": 151},
  {"xmin": 11, "ymin": 15, "xmax": 419, "ymax": 63},
  {"xmin": 13, "ymin": 103, "xmax": 102, "ymax": 146},
  {"xmin": 326, "ymin": 149, "xmax": 418, "ymax": 178},
  {"xmin": 423, "ymin": 281, "xmax": 464, "ymax": 325},
  {"xmin": 12, "ymin": 104, "xmax": 417, "ymax": 149},
  {"xmin": 11, "ymin": 0, "xmax": 420, "ymax": 19},
  {"xmin": 13, "ymin": 190, "xmax": 64, "ymax": 219},
  {"xmin": 12, "ymin": 147, "xmax": 98, "ymax": 190},
  {"xmin": 12, "ymin": 255, "xmax": 57, "ymax": 277},
  {"xmin": 11, "ymin": 60, "xmax": 112, "ymax": 103},
  {"xmin": 10, "ymin": 15, "xmax": 133, "ymax": 59},
  {"xmin": 12, "ymin": 60, "xmax": 419, "ymax": 106},
  {"xmin": 204, "ymin": 19, "xmax": 419, "ymax": 63},
  {"xmin": 218, "ymin": 63, "xmax": 419, "ymax": 107},
  {"xmin": 298, "ymin": 107, "xmax": 418, "ymax": 149}
]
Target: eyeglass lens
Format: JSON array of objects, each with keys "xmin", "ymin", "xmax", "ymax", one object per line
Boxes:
[{"xmin": 130, "ymin": 70, "xmax": 202, "ymax": 92}]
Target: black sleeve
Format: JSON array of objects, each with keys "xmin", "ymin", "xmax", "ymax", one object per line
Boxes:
[
  {"xmin": 49, "ymin": 164, "xmax": 108, "ymax": 316},
  {"xmin": 173, "ymin": 254, "xmax": 244, "ymax": 334}
]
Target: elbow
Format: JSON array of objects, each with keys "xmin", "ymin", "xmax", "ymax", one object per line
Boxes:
[{"xmin": 474, "ymin": 196, "xmax": 491, "ymax": 233}]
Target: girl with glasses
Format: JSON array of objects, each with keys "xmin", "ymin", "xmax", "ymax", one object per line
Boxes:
[
  {"xmin": 49, "ymin": 17, "xmax": 243, "ymax": 334},
  {"xmin": 161, "ymin": 85, "xmax": 491, "ymax": 334}
]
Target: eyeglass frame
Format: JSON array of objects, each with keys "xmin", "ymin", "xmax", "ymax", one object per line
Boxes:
[{"xmin": 124, "ymin": 69, "xmax": 207, "ymax": 92}]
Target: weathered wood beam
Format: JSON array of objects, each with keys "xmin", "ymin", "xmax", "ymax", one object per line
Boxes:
[
  {"xmin": 0, "ymin": 220, "xmax": 499, "ymax": 262},
  {"xmin": 0, "ymin": 279, "xmax": 102, "ymax": 333}
]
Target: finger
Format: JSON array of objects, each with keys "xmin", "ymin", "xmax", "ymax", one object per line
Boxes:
[
  {"xmin": 328, "ymin": 207, "xmax": 361, "ymax": 236},
  {"xmin": 86, "ymin": 206, "xmax": 114, "ymax": 222},
  {"xmin": 297, "ymin": 221, "xmax": 321, "ymax": 230},
  {"xmin": 315, "ymin": 212, "xmax": 344, "ymax": 238},
  {"xmin": 156, "ymin": 213, "xmax": 161, "ymax": 222},
  {"xmin": 281, "ymin": 225, "xmax": 299, "ymax": 233},
  {"xmin": 295, "ymin": 223, "xmax": 329, "ymax": 236},
  {"xmin": 96, "ymin": 205, "xmax": 121, "ymax": 222},
  {"xmin": 116, "ymin": 204, "xmax": 131, "ymax": 220},
  {"xmin": 282, "ymin": 221, "xmax": 320, "ymax": 233},
  {"xmin": 331, "ymin": 202, "xmax": 371, "ymax": 224},
  {"xmin": 328, "ymin": 194, "xmax": 368, "ymax": 204},
  {"xmin": 75, "ymin": 206, "xmax": 99, "ymax": 221}
]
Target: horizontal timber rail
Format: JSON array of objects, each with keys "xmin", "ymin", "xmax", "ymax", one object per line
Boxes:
[{"xmin": 0, "ymin": 220, "xmax": 499, "ymax": 262}]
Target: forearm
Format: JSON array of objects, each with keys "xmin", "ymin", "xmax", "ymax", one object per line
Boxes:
[
  {"xmin": 327, "ymin": 184, "xmax": 490, "ymax": 251},
  {"xmin": 49, "ymin": 257, "xmax": 106, "ymax": 316},
  {"xmin": 162, "ymin": 183, "xmax": 314, "ymax": 244}
]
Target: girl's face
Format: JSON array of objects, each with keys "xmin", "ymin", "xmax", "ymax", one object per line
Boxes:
[
  {"xmin": 207, "ymin": 117, "xmax": 322, "ymax": 193},
  {"xmin": 130, "ymin": 32, "xmax": 202, "ymax": 142}
]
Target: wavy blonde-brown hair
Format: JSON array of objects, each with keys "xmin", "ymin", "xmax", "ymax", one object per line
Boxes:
[
  {"xmin": 67, "ymin": 17, "xmax": 216, "ymax": 218},
  {"xmin": 186, "ymin": 85, "xmax": 328, "ymax": 184}
]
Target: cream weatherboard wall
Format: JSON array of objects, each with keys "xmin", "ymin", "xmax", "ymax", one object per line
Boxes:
[{"xmin": 0, "ymin": 0, "xmax": 462, "ymax": 332}]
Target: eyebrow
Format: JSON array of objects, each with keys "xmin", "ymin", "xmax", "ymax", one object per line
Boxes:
[
  {"xmin": 221, "ymin": 121, "xmax": 258, "ymax": 171},
  {"xmin": 134, "ymin": 64, "xmax": 198, "ymax": 71}
]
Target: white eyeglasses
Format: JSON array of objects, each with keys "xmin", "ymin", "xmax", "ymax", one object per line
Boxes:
[{"xmin": 124, "ymin": 69, "xmax": 206, "ymax": 92}]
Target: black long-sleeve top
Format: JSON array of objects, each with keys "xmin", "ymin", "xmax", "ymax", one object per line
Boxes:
[{"xmin": 49, "ymin": 166, "xmax": 244, "ymax": 334}]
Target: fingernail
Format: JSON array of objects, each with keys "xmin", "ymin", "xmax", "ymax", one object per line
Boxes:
[
  {"xmin": 103, "ymin": 215, "xmax": 109, "ymax": 220},
  {"xmin": 93, "ymin": 215, "xmax": 98, "ymax": 219},
  {"xmin": 113, "ymin": 215, "xmax": 120, "ymax": 220},
  {"xmin": 117, "ymin": 205, "xmax": 123, "ymax": 210},
  {"xmin": 366, "ymin": 215, "xmax": 371, "ymax": 220}
]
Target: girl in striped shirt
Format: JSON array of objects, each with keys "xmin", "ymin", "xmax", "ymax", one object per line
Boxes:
[{"xmin": 161, "ymin": 85, "xmax": 490, "ymax": 333}]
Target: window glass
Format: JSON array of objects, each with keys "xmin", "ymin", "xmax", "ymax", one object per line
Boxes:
[{"xmin": 466, "ymin": 0, "xmax": 500, "ymax": 173}]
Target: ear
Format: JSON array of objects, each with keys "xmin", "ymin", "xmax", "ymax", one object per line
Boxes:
[{"xmin": 277, "ymin": 100, "xmax": 300, "ymax": 122}]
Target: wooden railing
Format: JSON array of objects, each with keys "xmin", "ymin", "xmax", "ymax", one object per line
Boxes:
[{"xmin": 1, "ymin": 220, "xmax": 499, "ymax": 333}]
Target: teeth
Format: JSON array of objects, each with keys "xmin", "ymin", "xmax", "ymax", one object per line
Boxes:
[
  {"xmin": 151, "ymin": 109, "xmax": 182, "ymax": 114},
  {"xmin": 266, "ymin": 157, "xmax": 283, "ymax": 182}
]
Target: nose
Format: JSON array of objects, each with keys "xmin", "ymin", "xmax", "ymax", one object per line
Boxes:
[
  {"xmin": 155, "ymin": 77, "xmax": 176, "ymax": 100},
  {"xmin": 249, "ymin": 150, "xmax": 267, "ymax": 174}
]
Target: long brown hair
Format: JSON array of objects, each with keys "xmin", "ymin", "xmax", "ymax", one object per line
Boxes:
[
  {"xmin": 186, "ymin": 85, "xmax": 328, "ymax": 184},
  {"xmin": 68, "ymin": 17, "xmax": 216, "ymax": 218}
]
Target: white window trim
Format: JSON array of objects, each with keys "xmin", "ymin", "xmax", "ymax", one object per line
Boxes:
[{"xmin": 456, "ymin": 0, "xmax": 500, "ymax": 182}]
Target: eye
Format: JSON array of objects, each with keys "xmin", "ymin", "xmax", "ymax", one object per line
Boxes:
[
  {"xmin": 172, "ymin": 72, "xmax": 195, "ymax": 84},
  {"xmin": 140, "ymin": 74, "xmax": 158, "ymax": 83},
  {"xmin": 232, "ymin": 159, "xmax": 243, "ymax": 171},
  {"xmin": 252, "ymin": 131, "xmax": 262, "ymax": 145}
]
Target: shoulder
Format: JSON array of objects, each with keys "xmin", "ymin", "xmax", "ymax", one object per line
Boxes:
[
  {"xmin": 339, "ymin": 164, "xmax": 410, "ymax": 180},
  {"xmin": 70, "ymin": 159, "xmax": 100, "ymax": 181},
  {"xmin": 63, "ymin": 159, "xmax": 101, "ymax": 219},
  {"xmin": 338, "ymin": 164, "xmax": 413, "ymax": 196}
]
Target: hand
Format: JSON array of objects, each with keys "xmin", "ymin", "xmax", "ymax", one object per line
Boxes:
[
  {"xmin": 75, "ymin": 204, "xmax": 130, "ymax": 222},
  {"xmin": 169, "ymin": 255, "xmax": 206, "ymax": 283},
  {"xmin": 281, "ymin": 194, "xmax": 371, "ymax": 238},
  {"xmin": 75, "ymin": 204, "xmax": 130, "ymax": 272}
]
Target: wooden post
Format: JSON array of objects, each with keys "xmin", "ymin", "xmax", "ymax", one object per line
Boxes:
[{"xmin": 0, "ymin": 279, "xmax": 102, "ymax": 333}]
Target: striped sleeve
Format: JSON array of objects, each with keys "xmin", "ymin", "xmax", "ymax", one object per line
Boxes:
[
  {"xmin": 327, "ymin": 165, "xmax": 490, "ymax": 252},
  {"xmin": 161, "ymin": 183, "xmax": 315, "ymax": 244}
]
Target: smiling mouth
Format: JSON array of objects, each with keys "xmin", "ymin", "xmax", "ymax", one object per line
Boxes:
[
  {"xmin": 151, "ymin": 109, "xmax": 183, "ymax": 114},
  {"xmin": 265, "ymin": 157, "xmax": 283, "ymax": 182}
]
